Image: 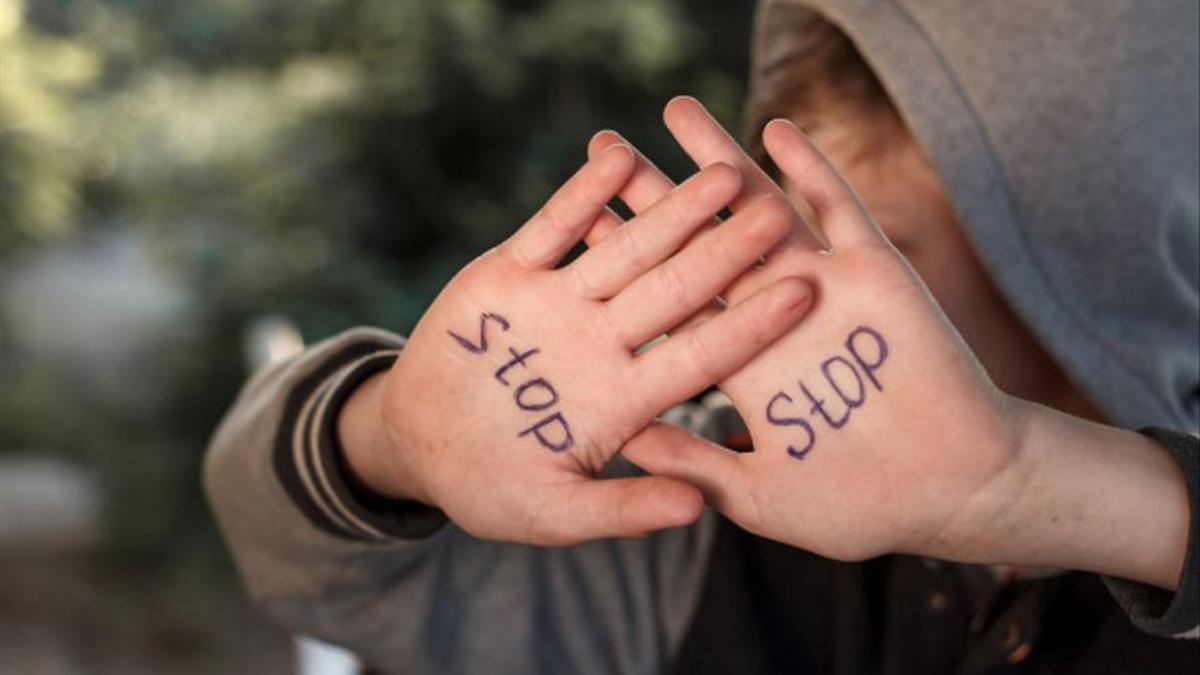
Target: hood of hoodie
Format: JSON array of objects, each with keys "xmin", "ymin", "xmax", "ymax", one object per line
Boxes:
[{"xmin": 748, "ymin": 0, "xmax": 1199, "ymax": 432}]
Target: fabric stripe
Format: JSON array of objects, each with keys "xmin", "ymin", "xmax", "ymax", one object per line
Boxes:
[
  {"xmin": 292, "ymin": 374, "xmax": 361, "ymax": 538},
  {"xmin": 311, "ymin": 351, "xmax": 449, "ymax": 540},
  {"xmin": 302, "ymin": 352, "xmax": 396, "ymax": 540},
  {"xmin": 272, "ymin": 338, "xmax": 397, "ymax": 539}
]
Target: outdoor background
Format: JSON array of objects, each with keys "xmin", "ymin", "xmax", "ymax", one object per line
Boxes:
[{"xmin": 0, "ymin": 0, "xmax": 754, "ymax": 671}]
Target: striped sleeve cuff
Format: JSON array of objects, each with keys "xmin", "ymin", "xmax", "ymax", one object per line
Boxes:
[
  {"xmin": 272, "ymin": 339, "xmax": 448, "ymax": 542},
  {"xmin": 1102, "ymin": 427, "xmax": 1200, "ymax": 639}
]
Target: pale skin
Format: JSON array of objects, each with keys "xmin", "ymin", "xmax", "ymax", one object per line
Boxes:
[
  {"xmin": 340, "ymin": 141, "xmax": 813, "ymax": 546},
  {"xmin": 340, "ymin": 97, "xmax": 1190, "ymax": 590}
]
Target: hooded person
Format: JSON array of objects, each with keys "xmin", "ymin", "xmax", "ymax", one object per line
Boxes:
[
  {"xmin": 204, "ymin": 1, "xmax": 1199, "ymax": 672},
  {"xmin": 678, "ymin": 0, "xmax": 1200, "ymax": 667},
  {"xmin": 744, "ymin": 0, "xmax": 1199, "ymax": 433}
]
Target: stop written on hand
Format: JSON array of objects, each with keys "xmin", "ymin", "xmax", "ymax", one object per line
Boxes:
[
  {"xmin": 447, "ymin": 311, "xmax": 576, "ymax": 453},
  {"xmin": 764, "ymin": 325, "xmax": 889, "ymax": 460}
]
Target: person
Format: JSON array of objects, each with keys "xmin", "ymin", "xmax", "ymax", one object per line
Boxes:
[{"xmin": 204, "ymin": 0, "xmax": 1199, "ymax": 672}]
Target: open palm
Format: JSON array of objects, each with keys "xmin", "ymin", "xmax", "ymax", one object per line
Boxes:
[
  {"xmin": 376, "ymin": 142, "xmax": 813, "ymax": 546},
  {"xmin": 595, "ymin": 98, "xmax": 1025, "ymax": 562}
]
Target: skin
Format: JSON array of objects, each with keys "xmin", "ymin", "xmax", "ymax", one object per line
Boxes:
[
  {"xmin": 598, "ymin": 98, "xmax": 1190, "ymax": 589},
  {"xmin": 341, "ymin": 97, "xmax": 1190, "ymax": 590},
  {"xmin": 339, "ymin": 142, "xmax": 813, "ymax": 546}
]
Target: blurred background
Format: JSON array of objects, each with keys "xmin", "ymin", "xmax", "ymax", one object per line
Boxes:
[{"xmin": 0, "ymin": 0, "xmax": 753, "ymax": 671}]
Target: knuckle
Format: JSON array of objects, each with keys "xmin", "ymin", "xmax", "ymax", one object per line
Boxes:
[
  {"xmin": 706, "ymin": 228, "xmax": 742, "ymax": 268},
  {"xmin": 542, "ymin": 204, "xmax": 574, "ymax": 238},
  {"xmin": 656, "ymin": 262, "xmax": 691, "ymax": 310},
  {"xmin": 616, "ymin": 226, "xmax": 653, "ymax": 277},
  {"xmin": 566, "ymin": 260, "xmax": 600, "ymax": 299},
  {"xmin": 562, "ymin": 176, "xmax": 587, "ymax": 208},
  {"xmin": 662, "ymin": 186, "xmax": 695, "ymax": 234}
]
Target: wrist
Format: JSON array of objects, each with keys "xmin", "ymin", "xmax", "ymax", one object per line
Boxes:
[
  {"xmin": 337, "ymin": 369, "xmax": 433, "ymax": 506},
  {"xmin": 936, "ymin": 396, "xmax": 1190, "ymax": 589},
  {"xmin": 918, "ymin": 391, "xmax": 1039, "ymax": 562}
]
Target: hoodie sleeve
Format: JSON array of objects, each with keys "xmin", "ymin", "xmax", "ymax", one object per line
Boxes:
[
  {"xmin": 1102, "ymin": 428, "xmax": 1200, "ymax": 639},
  {"xmin": 202, "ymin": 326, "xmax": 717, "ymax": 673}
]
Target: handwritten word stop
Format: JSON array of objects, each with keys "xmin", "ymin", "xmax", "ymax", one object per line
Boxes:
[
  {"xmin": 765, "ymin": 325, "xmax": 889, "ymax": 460},
  {"xmin": 448, "ymin": 312, "xmax": 575, "ymax": 452}
]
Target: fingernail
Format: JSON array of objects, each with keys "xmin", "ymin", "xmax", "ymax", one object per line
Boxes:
[
  {"xmin": 590, "ymin": 130, "xmax": 626, "ymax": 153},
  {"xmin": 766, "ymin": 117, "xmax": 797, "ymax": 132},
  {"xmin": 603, "ymin": 142, "xmax": 632, "ymax": 156},
  {"xmin": 600, "ymin": 144, "xmax": 633, "ymax": 173}
]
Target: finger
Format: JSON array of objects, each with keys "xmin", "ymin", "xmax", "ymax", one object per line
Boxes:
[
  {"xmin": 763, "ymin": 118, "xmax": 878, "ymax": 247},
  {"xmin": 662, "ymin": 96, "xmax": 784, "ymax": 211},
  {"xmin": 582, "ymin": 206, "xmax": 624, "ymax": 247},
  {"xmin": 607, "ymin": 195, "xmax": 795, "ymax": 347},
  {"xmin": 588, "ymin": 130, "xmax": 679, "ymax": 215},
  {"xmin": 530, "ymin": 475, "xmax": 704, "ymax": 545},
  {"xmin": 621, "ymin": 423, "xmax": 751, "ymax": 521},
  {"xmin": 505, "ymin": 144, "xmax": 636, "ymax": 269},
  {"xmin": 567, "ymin": 162, "xmax": 742, "ymax": 300},
  {"xmin": 663, "ymin": 96, "xmax": 829, "ymax": 250},
  {"xmin": 589, "ymin": 130, "xmax": 726, "ymax": 329},
  {"xmin": 635, "ymin": 274, "xmax": 813, "ymax": 408}
]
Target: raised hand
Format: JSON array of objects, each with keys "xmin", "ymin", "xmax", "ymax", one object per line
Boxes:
[
  {"xmin": 356, "ymin": 143, "xmax": 814, "ymax": 546},
  {"xmin": 594, "ymin": 98, "xmax": 1025, "ymax": 564}
]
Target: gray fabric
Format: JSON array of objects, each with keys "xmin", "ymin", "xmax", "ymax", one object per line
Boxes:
[
  {"xmin": 753, "ymin": 0, "xmax": 1199, "ymax": 433},
  {"xmin": 204, "ymin": 327, "xmax": 721, "ymax": 673}
]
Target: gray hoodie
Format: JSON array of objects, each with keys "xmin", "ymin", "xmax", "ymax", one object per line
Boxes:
[
  {"xmin": 204, "ymin": 1, "xmax": 1200, "ymax": 672},
  {"xmin": 747, "ymin": 0, "xmax": 1199, "ymax": 432}
]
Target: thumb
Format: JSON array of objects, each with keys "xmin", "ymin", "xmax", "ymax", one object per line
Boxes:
[
  {"xmin": 621, "ymin": 422, "xmax": 750, "ymax": 522},
  {"xmin": 531, "ymin": 475, "xmax": 704, "ymax": 546}
]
